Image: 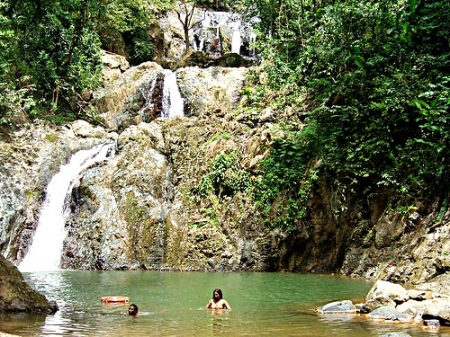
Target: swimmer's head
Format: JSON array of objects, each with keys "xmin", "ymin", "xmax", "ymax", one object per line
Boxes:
[{"xmin": 128, "ymin": 304, "xmax": 139, "ymax": 316}]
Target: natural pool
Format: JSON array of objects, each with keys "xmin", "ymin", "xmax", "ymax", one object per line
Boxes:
[{"xmin": 0, "ymin": 271, "xmax": 447, "ymax": 337}]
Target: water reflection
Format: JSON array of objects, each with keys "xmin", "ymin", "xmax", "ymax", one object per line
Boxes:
[{"xmin": 2, "ymin": 272, "xmax": 450, "ymax": 337}]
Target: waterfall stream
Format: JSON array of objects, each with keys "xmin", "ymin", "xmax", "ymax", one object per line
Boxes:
[
  {"xmin": 18, "ymin": 142, "xmax": 115, "ymax": 272},
  {"xmin": 188, "ymin": 10, "xmax": 256, "ymax": 59},
  {"xmin": 162, "ymin": 70, "xmax": 184, "ymax": 117},
  {"xmin": 231, "ymin": 23, "xmax": 242, "ymax": 54}
]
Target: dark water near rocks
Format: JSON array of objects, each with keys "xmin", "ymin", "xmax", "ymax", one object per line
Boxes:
[{"xmin": 0, "ymin": 271, "xmax": 448, "ymax": 337}]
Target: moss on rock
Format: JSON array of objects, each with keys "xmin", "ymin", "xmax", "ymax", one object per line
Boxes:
[{"xmin": 0, "ymin": 256, "xmax": 58, "ymax": 313}]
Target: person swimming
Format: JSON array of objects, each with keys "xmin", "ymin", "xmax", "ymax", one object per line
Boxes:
[
  {"xmin": 128, "ymin": 303, "xmax": 140, "ymax": 316},
  {"xmin": 205, "ymin": 289, "xmax": 231, "ymax": 310}
]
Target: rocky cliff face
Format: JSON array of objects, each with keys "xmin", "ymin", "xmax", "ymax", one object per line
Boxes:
[
  {"xmin": 0, "ymin": 255, "xmax": 57, "ymax": 312},
  {"xmin": 60, "ymin": 118, "xmax": 271, "ymax": 271},
  {"xmin": 0, "ymin": 54, "xmax": 448, "ymax": 287},
  {"xmin": 0, "ymin": 53, "xmax": 353, "ymax": 273},
  {"xmin": 0, "ymin": 120, "xmax": 117, "ymax": 264}
]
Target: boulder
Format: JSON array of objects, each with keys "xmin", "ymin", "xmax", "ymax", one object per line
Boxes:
[
  {"xmin": 315, "ymin": 300, "xmax": 357, "ymax": 314},
  {"xmin": 0, "ymin": 255, "xmax": 58, "ymax": 313},
  {"xmin": 368, "ymin": 306, "xmax": 412, "ymax": 322},
  {"xmin": 360, "ymin": 296, "xmax": 396, "ymax": 313},
  {"xmin": 365, "ymin": 280, "xmax": 409, "ymax": 304},
  {"xmin": 421, "ymin": 298, "xmax": 450, "ymax": 325}
]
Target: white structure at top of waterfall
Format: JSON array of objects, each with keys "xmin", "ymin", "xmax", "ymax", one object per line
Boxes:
[
  {"xmin": 203, "ymin": 11, "xmax": 211, "ymax": 27},
  {"xmin": 162, "ymin": 70, "xmax": 184, "ymax": 118},
  {"xmin": 231, "ymin": 21, "xmax": 242, "ymax": 54},
  {"xmin": 18, "ymin": 143, "xmax": 115, "ymax": 272}
]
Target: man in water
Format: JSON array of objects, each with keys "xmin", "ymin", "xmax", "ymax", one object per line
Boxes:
[
  {"xmin": 128, "ymin": 304, "xmax": 140, "ymax": 316},
  {"xmin": 205, "ymin": 289, "xmax": 231, "ymax": 309}
]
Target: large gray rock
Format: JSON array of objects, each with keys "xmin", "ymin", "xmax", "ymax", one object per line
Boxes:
[
  {"xmin": 368, "ymin": 306, "xmax": 412, "ymax": 322},
  {"xmin": 365, "ymin": 280, "xmax": 409, "ymax": 304},
  {"xmin": 0, "ymin": 255, "xmax": 58, "ymax": 313},
  {"xmin": 177, "ymin": 66, "xmax": 249, "ymax": 117},
  {"xmin": 92, "ymin": 60, "xmax": 165, "ymax": 131},
  {"xmin": 315, "ymin": 300, "xmax": 357, "ymax": 314},
  {"xmin": 421, "ymin": 298, "xmax": 450, "ymax": 325}
]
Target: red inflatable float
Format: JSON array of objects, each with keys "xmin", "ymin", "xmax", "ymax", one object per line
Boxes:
[{"xmin": 100, "ymin": 296, "xmax": 130, "ymax": 304}]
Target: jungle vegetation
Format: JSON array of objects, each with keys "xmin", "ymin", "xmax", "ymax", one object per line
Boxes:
[
  {"xmin": 0, "ymin": 0, "xmax": 240, "ymax": 123},
  {"xmin": 244, "ymin": 0, "xmax": 450, "ymax": 231},
  {"xmin": 1, "ymin": 0, "xmax": 449, "ymax": 232},
  {"xmin": 0, "ymin": 0, "xmax": 171, "ymax": 123}
]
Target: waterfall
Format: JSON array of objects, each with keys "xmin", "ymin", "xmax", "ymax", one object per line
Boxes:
[
  {"xmin": 250, "ymin": 32, "xmax": 257, "ymax": 56},
  {"xmin": 138, "ymin": 78, "xmax": 158, "ymax": 118},
  {"xmin": 203, "ymin": 12, "xmax": 211, "ymax": 27},
  {"xmin": 231, "ymin": 23, "xmax": 241, "ymax": 54},
  {"xmin": 162, "ymin": 70, "xmax": 184, "ymax": 118},
  {"xmin": 18, "ymin": 142, "xmax": 115, "ymax": 272}
]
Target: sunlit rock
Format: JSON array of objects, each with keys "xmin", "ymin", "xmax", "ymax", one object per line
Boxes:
[
  {"xmin": 365, "ymin": 280, "xmax": 409, "ymax": 304},
  {"xmin": 315, "ymin": 300, "xmax": 357, "ymax": 314},
  {"xmin": 368, "ymin": 306, "xmax": 412, "ymax": 322}
]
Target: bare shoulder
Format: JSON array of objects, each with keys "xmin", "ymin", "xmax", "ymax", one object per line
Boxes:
[{"xmin": 222, "ymin": 299, "xmax": 232, "ymax": 309}]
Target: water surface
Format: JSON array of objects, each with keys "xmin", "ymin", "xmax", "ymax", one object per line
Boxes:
[{"xmin": 0, "ymin": 271, "xmax": 447, "ymax": 337}]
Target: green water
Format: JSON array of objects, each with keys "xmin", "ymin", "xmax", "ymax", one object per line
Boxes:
[{"xmin": 0, "ymin": 271, "xmax": 447, "ymax": 337}]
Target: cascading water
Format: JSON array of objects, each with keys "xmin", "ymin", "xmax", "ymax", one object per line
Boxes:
[
  {"xmin": 138, "ymin": 77, "xmax": 158, "ymax": 118},
  {"xmin": 188, "ymin": 10, "xmax": 257, "ymax": 59},
  {"xmin": 231, "ymin": 22, "xmax": 242, "ymax": 54},
  {"xmin": 162, "ymin": 70, "xmax": 184, "ymax": 118},
  {"xmin": 18, "ymin": 142, "xmax": 115, "ymax": 272},
  {"xmin": 249, "ymin": 32, "xmax": 257, "ymax": 56},
  {"xmin": 203, "ymin": 12, "xmax": 211, "ymax": 27}
]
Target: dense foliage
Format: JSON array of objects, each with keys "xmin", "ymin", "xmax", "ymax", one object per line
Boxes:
[
  {"xmin": 0, "ymin": 0, "xmax": 173, "ymax": 125},
  {"xmin": 244, "ymin": 0, "xmax": 450, "ymax": 230}
]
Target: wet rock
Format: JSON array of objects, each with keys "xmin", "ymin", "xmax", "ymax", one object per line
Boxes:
[
  {"xmin": 368, "ymin": 306, "xmax": 412, "ymax": 322},
  {"xmin": 91, "ymin": 61, "xmax": 165, "ymax": 131},
  {"xmin": 315, "ymin": 300, "xmax": 357, "ymax": 314},
  {"xmin": 360, "ymin": 296, "xmax": 396, "ymax": 313},
  {"xmin": 423, "ymin": 319, "xmax": 440, "ymax": 330}
]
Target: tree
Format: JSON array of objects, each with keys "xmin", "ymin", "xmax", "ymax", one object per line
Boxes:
[
  {"xmin": 94, "ymin": 0, "xmax": 173, "ymax": 64},
  {"xmin": 1, "ymin": 0, "xmax": 103, "ymax": 120},
  {"xmin": 174, "ymin": 0, "xmax": 209, "ymax": 56}
]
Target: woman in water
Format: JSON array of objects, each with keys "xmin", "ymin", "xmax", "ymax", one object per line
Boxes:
[{"xmin": 205, "ymin": 289, "xmax": 231, "ymax": 310}]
